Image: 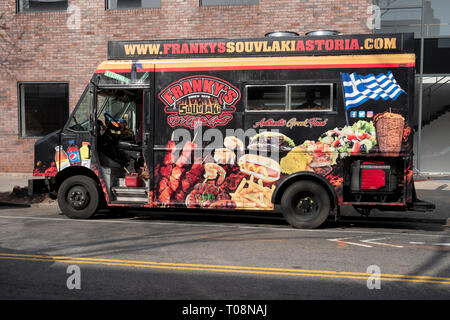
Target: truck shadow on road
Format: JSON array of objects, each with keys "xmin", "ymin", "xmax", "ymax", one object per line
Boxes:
[
  {"xmin": 93, "ymin": 207, "xmax": 449, "ymax": 232},
  {"xmin": 90, "ymin": 187, "xmax": 450, "ymax": 232},
  {"xmin": 325, "ymin": 215, "xmax": 448, "ymax": 232}
]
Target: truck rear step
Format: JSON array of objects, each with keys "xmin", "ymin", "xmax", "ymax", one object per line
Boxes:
[{"xmin": 408, "ymin": 200, "xmax": 436, "ymax": 212}]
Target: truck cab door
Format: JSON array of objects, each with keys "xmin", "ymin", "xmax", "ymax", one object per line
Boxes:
[{"xmin": 59, "ymin": 84, "xmax": 96, "ymax": 170}]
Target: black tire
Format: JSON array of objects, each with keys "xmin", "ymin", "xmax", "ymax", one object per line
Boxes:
[
  {"xmin": 57, "ymin": 175, "xmax": 100, "ymax": 219},
  {"xmin": 281, "ymin": 180, "xmax": 331, "ymax": 229}
]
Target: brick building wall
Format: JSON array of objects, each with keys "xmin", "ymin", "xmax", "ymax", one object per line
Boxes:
[{"xmin": 0, "ymin": 0, "xmax": 371, "ymax": 173}]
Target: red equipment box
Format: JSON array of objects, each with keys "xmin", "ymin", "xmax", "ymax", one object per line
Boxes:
[{"xmin": 125, "ymin": 173, "xmax": 141, "ymax": 187}]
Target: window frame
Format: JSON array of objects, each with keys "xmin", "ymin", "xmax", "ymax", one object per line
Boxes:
[
  {"xmin": 374, "ymin": 0, "xmax": 422, "ymax": 10},
  {"xmin": 198, "ymin": 0, "xmax": 260, "ymax": 7},
  {"xmin": 64, "ymin": 84, "xmax": 91, "ymax": 133},
  {"xmin": 16, "ymin": 0, "xmax": 69, "ymax": 13},
  {"xmin": 244, "ymin": 82, "xmax": 336, "ymax": 113},
  {"xmin": 18, "ymin": 81, "xmax": 70, "ymax": 138},
  {"xmin": 200, "ymin": 0, "xmax": 259, "ymax": 6},
  {"xmin": 105, "ymin": 0, "xmax": 161, "ymax": 10},
  {"xmin": 244, "ymin": 84, "xmax": 288, "ymax": 113},
  {"xmin": 288, "ymin": 83, "xmax": 334, "ymax": 112}
]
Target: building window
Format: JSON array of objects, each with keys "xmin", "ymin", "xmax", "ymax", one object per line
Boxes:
[
  {"xmin": 19, "ymin": 83, "xmax": 69, "ymax": 137},
  {"xmin": 374, "ymin": 0, "xmax": 450, "ymax": 37},
  {"xmin": 246, "ymin": 84, "xmax": 334, "ymax": 112},
  {"xmin": 422, "ymin": 38, "xmax": 450, "ymax": 74},
  {"xmin": 106, "ymin": 0, "xmax": 161, "ymax": 9},
  {"xmin": 375, "ymin": 0, "xmax": 422, "ymax": 7},
  {"xmin": 17, "ymin": 0, "xmax": 68, "ymax": 12},
  {"xmin": 200, "ymin": 0, "xmax": 259, "ymax": 6},
  {"xmin": 424, "ymin": 0, "xmax": 450, "ymax": 37},
  {"xmin": 377, "ymin": 7, "xmax": 422, "ymax": 36}
]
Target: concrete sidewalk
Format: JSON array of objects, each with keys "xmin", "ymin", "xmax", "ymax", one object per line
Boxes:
[
  {"xmin": 414, "ymin": 179, "xmax": 450, "ymax": 191},
  {"xmin": 0, "ymin": 173, "xmax": 37, "ymax": 193},
  {"xmin": 0, "ymin": 173, "xmax": 47, "ymax": 207}
]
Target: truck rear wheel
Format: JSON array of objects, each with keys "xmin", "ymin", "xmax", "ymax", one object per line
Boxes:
[
  {"xmin": 58, "ymin": 175, "xmax": 100, "ymax": 219},
  {"xmin": 281, "ymin": 180, "xmax": 331, "ymax": 229}
]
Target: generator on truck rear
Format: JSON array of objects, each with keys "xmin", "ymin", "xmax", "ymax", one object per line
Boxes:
[{"xmin": 29, "ymin": 32, "xmax": 434, "ymax": 228}]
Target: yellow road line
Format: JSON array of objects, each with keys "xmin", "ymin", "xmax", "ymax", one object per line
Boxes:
[
  {"xmin": 0, "ymin": 252, "xmax": 448, "ymax": 281},
  {"xmin": 0, "ymin": 253, "xmax": 449, "ymax": 285}
]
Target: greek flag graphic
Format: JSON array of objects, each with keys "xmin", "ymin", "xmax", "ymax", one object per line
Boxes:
[{"xmin": 341, "ymin": 71, "xmax": 406, "ymax": 110}]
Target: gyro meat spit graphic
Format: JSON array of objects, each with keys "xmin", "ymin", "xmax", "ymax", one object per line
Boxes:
[{"xmin": 373, "ymin": 112, "xmax": 405, "ymax": 156}]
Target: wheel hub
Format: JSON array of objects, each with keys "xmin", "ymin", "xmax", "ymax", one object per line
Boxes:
[
  {"xmin": 67, "ymin": 186, "xmax": 90, "ymax": 210},
  {"xmin": 296, "ymin": 196, "xmax": 317, "ymax": 214}
]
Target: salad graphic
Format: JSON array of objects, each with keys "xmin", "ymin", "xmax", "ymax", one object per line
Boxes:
[
  {"xmin": 280, "ymin": 120, "xmax": 378, "ymax": 177},
  {"xmin": 318, "ymin": 120, "xmax": 377, "ymax": 156}
]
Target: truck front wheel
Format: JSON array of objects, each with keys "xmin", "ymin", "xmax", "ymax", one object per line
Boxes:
[
  {"xmin": 58, "ymin": 175, "xmax": 100, "ymax": 219},
  {"xmin": 281, "ymin": 180, "xmax": 331, "ymax": 229}
]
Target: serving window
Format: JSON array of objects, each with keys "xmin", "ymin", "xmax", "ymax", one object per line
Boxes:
[
  {"xmin": 289, "ymin": 84, "xmax": 334, "ymax": 111},
  {"xmin": 245, "ymin": 83, "xmax": 335, "ymax": 112},
  {"xmin": 246, "ymin": 85, "xmax": 286, "ymax": 111}
]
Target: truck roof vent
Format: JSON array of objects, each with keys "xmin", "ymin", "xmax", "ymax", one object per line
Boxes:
[
  {"xmin": 305, "ymin": 30, "xmax": 340, "ymax": 36},
  {"xmin": 265, "ymin": 31, "xmax": 299, "ymax": 37}
]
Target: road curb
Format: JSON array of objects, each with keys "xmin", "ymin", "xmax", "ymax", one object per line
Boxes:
[
  {"xmin": 0, "ymin": 201, "xmax": 57, "ymax": 209},
  {"xmin": 30, "ymin": 202, "xmax": 57, "ymax": 208},
  {"xmin": 0, "ymin": 201, "xmax": 31, "ymax": 208}
]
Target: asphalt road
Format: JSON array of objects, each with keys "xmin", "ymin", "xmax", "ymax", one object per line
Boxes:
[{"xmin": 0, "ymin": 200, "xmax": 449, "ymax": 303}]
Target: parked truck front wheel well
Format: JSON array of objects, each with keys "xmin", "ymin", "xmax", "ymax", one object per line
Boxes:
[
  {"xmin": 272, "ymin": 173, "xmax": 337, "ymax": 210},
  {"xmin": 53, "ymin": 167, "xmax": 103, "ymax": 196}
]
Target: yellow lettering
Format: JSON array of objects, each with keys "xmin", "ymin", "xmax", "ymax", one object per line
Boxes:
[
  {"xmin": 136, "ymin": 44, "xmax": 148, "ymax": 55},
  {"xmin": 374, "ymin": 38, "xmax": 383, "ymax": 49},
  {"xmin": 272, "ymin": 41, "xmax": 280, "ymax": 52},
  {"xmin": 226, "ymin": 42, "xmax": 235, "ymax": 53},
  {"xmin": 147, "ymin": 44, "xmax": 160, "ymax": 54},
  {"xmin": 235, "ymin": 41, "xmax": 244, "ymax": 53},
  {"xmin": 125, "ymin": 44, "xmax": 160, "ymax": 56},
  {"xmin": 244, "ymin": 42, "xmax": 254, "ymax": 53},
  {"xmin": 384, "ymin": 37, "xmax": 396, "ymax": 49},
  {"xmin": 281, "ymin": 41, "xmax": 291, "ymax": 51},
  {"xmin": 124, "ymin": 44, "xmax": 136, "ymax": 55},
  {"xmin": 254, "ymin": 41, "xmax": 263, "ymax": 52}
]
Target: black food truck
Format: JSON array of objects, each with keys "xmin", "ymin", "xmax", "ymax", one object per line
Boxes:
[{"xmin": 30, "ymin": 33, "xmax": 435, "ymax": 228}]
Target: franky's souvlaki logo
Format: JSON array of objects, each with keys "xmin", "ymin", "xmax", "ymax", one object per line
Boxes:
[{"xmin": 159, "ymin": 75, "xmax": 240, "ymax": 129}]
